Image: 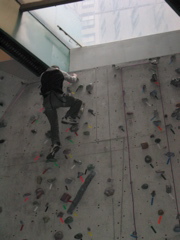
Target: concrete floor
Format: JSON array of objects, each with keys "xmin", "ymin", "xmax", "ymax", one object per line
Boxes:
[{"xmin": 0, "ymin": 54, "xmax": 180, "ymax": 240}]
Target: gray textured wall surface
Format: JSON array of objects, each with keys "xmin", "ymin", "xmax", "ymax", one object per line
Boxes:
[{"xmin": 0, "ymin": 54, "xmax": 180, "ymax": 240}]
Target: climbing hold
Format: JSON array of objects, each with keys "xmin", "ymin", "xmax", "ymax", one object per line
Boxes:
[
  {"xmin": 54, "ymin": 231, "xmax": 64, "ymax": 240},
  {"xmin": 86, "ymin": 83, "xmax": 93, "ymax": 94},
  {"xmin": 87, "ymin": 164, "xmax": 95, "ymax": 171},
  {"xmin": 175, "ymin": 68, "xmax": 180, "ymax": 74},
  {"xmin": 0, "ymin": 139, "xmax": 5, "ymax": 144},
  {"xmin": 119, "ymin": 125, "xmax": 125, "ymax": 131},
  {"xmin": 150, "ymin": 73, "xmax": 158, "ymax": 82},
  {"xmin": 70, "ymin": 125, "xmax": 79, "ymax": 132},
  {"xmin": 150, "ymin": 110, "xmax": 159, "ymax": 121},
  {"xmin": 83, "ymin": 131, "xmax": 90, "ymax": 136},
  {"xmin": 35, "ymin": 188, "xmax": 44, "ymax": 199},
  {"xmin": 141, "ymin": 142, "xmax": 149, "ymax": 149},
  {"xmin": 173, "ymin": 225, "xmax": 180, "ymax": 232},
  {"xmin": 0, "ymin": 120, "xmax": 7, "ymax": 128},
  {"xmin": 64, "ymin": 216, "xmax": 73, "ymax": 224},
  {"xmin": 63, "ymin": 149, "xmax": 71, "ymax": 155},
  {"xmin": 76, "ymin": 84, "xmax": 84, "ymax": 92},
  {"xmin": 145, "ymin": 155, "xmax": 152, "ymax": 163},
  {"xmin": 155, "ymin": 138, "xmax": 161, "ymax": 149},
  {"xmin": 57, "ymin": 212, "xmax": 64, "ymax": 218},
  {"xmin": 37, "ymin": 176, "xmax": 42, "ymax": 184},
  {"xmin": 74, "ymin": 233, "xmax": 83, "ymax": 239},
  {"xmin": 170, "ymin": 78, "xmax": 180, "ymax": 88},
  {"xmin": 65, "ymin": 178, "xmax": 73, "ymax": 184},
  {"xmin": 31, "ymin": 129, "xmax": 37, "ymax": 134},
  {"xmin": 141, "ymin": 184, "xmax": 148, "ymax": 189},
  {"xmin": 77, "ymin": 172, "xmax": 84, "ymax": 178},
  {"xmin": 149, "ymin": 58, "xmax": 159, "ymax": 65},
  {"xmin": 60, "ymin": 193, "xmax": 72, "ymax": 203},
  {"xmin": 150, "ymin": 90, "xmax": 158, "ymax": 99},
  {"xmin": 88, "ymin": 109, "xmax": 95, "ymax": 116},
  {"xmin": 171, "ymin": 108, "xmax": 180, "ymax": 120},
  {"xmin": 127, "ymin": 112, "xmax": 133, "ymax": 115},
  {"xmin": 23, "ymin": 193, "xmax": 31, "ymax": 197},
  {"xmin": 142, "ymin": 84, "xmax": 146, "ymax": 92},
  {"xmin": 142, "ymin": 98, "xmax": 152, "ymax": 107},
  {"xmin": 74, "ymin": 159, "xmax": 82, "ymax": 165},
  {"xmin": 43, "ymin": 216, "xmax": 50, "ymax": 223},
  {"xmin": 158, "ymin": 210, "xmax": 164, "ymax": 216},
  {"xmin": 104, "ymin": 187, "xmax": 115, "ymax": 196},
  {"xmin": 33, "ymin": 201, "xmax": 40, "ymax": 211},
  {"xmin": 166, "ymin": 185, "xmax": 172, "ymax": 193},
  {"xmin": 47, "ymin": 178, "xmax": 56, "ymax": 184}
]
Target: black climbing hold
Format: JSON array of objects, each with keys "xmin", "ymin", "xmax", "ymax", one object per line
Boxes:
[
  {"xmin": 57, "ymin": 212, "xmax": 64, "ymax": 218},
  {"xmin": 141, "ymin": 184, "xmax": 148, "ymax": 189},
  {"xmin": 173, "ymin": 225, "xmax": 180, "ymax": 232},
  {"xmin": 0, "ymin": 120, "xmax": 7, "ymax": 128},
  {"xmin": 70, "ymin": 125, "xmax": 79, "ymax": 132},
  {"xmin": 155, "ymin": 138, "xmax": 161, "ymax": 143},
  {"xmin": 104, "ymin": 187, "xmax": 115, "ymax": 196},
  {"xmin": 31, "ymin": 129, "xmax": 37, "ymax": 134},
  {"xmin": 77, "ymin": 172, "xmax": 84, "ymax": 178},
  {"xmin": 166, "ymin": 185, "xmax": 172, "ymax": 193},
  {"xmin": 64, "ymin": 216, "xmax": 73, "ymax": 224},
  {"xmin": 54, "ymin": 231, "xmax": 64, "ymax": 240},
  {"xmin": 145, "ymin": 155, "xmax": 152, "ymax": 163},
  {"xmin": 88, "ymin": 109, "xmax": 95, "ymax": 116},
  {"xmin": 158, "ymin": 210, "xmax": 164, "ymax": 216},
  {"xmin": 65, "ymin": 178, "xmax": 73, "ymax": 184},
  {"xmin": 86, "ymin": 83, "xmax": 93, "ymax": 94},
  {"xmin": 151, "ymin": 191, "xmax": 156, "ymax": 197},
  {"xmin": 83, "ymin": 131, "xmax": 90, "ymax": 136},
  {"xmin": 74, "ymin": 233, "xmax": 83, "ymax": 239}
]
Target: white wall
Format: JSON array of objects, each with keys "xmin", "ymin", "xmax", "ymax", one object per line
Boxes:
[{"xmin": 70, "ymin": 30, "xmax": 180, "ymax": 71}]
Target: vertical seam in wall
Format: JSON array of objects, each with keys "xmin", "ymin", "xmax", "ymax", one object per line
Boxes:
[
  {"xmin": 120, "ymin": 67, "xmax": 137, "ymax": 236},
  {"xmin": 120, "ymin": 136, "xmax": 125, "ymax": 238},
  {"xmin": 157, "ymin": 66, "xmax": 180, "ymax": 221},
  {"xmin": 107, "ymin": 67, "xmax": 116, "ymax": 239}
]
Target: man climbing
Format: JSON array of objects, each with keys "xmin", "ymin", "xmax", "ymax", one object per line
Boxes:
[{"xmin": 41, "ymin": 65, "xmax": 82, "ymax": 160}]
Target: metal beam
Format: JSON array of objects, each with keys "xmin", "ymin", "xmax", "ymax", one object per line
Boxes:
[{"xmin": 20, "ymin": 0, "xmax": 83, "ymax": 12}]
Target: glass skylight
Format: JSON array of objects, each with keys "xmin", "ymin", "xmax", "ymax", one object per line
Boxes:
[{"xmin": 31, "ymin": 0, "xmax": 180, "ymax": 48}]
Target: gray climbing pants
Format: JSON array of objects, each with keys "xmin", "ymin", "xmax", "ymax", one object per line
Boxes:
[{"xmin": 43, "ymin": 91, "xmax": 82, "ymax": 145}]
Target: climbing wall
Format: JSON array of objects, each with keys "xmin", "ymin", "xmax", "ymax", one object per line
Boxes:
[{"xmin": 0, "ymin": 54, "xmax": 180, "ymax": 240}]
